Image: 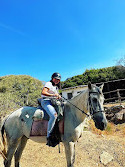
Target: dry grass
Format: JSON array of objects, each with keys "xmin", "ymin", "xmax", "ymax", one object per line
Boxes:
[
  {"xmin": 89, "ymin": 120, "xmax": 125, "ymax": 136},
  {"xmin": 90, "ymin": 102, "xmax": 125, "ymax": 136}
]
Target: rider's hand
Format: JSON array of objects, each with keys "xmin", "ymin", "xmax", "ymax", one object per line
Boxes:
[
  {"xmin": 53, "ymin": 93, "xmax": 61, "ymax": 99},
  {"xmin": 57, "ymin": 94, "xmax": 61, "ymax": 99}
]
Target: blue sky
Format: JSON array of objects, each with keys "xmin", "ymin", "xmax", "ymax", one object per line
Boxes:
[{"xmin": 0, "ymin": 0, "xmax": 125, "ymax": 82}]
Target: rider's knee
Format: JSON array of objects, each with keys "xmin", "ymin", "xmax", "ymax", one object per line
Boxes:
[
  {"xmin": 54, "ymin": 113, "xmax": 57, "ymax": 119},
  {"xmin": 50, "ymin": 111, "xmax": 57, "ymax": 120},
  {"xmin": 51, "ymin": 113, "xmax": 57, "ymax": 120}
]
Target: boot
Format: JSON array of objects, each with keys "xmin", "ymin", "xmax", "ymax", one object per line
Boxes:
[
  {"xmin": 46, "ymin": 136, "xmax": 59, "ymax": 147},
  {"xmin": 46, "ymin": 136, "xmax": 54, "ymax": 147}
]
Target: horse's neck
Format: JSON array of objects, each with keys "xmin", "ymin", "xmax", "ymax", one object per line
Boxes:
[{"xmin": 69, "ymin": 89, "xmax": 89, "ymax": 123}]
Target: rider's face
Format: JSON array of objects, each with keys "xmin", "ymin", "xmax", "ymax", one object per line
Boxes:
[{"xmin": 52, "ymin": 78, "xmax": 60, "ymax": 85}]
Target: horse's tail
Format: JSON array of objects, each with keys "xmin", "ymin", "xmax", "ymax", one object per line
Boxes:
[{"xmin": 0, "ymin": 117, "xmax": 8, "ymax": 159}]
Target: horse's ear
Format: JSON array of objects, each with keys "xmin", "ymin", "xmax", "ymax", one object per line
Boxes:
[
  {"xmin": 88, "ymin": 81, "xmax": 92, "ymax": 90},
  {"xmin": 99, "ymin": 83, "xmax": 104, "ymax": 91}
]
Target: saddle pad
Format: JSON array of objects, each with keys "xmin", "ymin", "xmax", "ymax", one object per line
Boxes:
[
  {"xmin": 30, "ymin": 119, "xmax": 64, "ymax": 136},
  {"xmin": 30, "ymin": 120, "xmax": 48, "ymax": 136}
]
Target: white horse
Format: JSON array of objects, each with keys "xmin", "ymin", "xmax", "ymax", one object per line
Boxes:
[{"xmin": 0, "ymin": 82, "xmax": 107, "ymax": 167}]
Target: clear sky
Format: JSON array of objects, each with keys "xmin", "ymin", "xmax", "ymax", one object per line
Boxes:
[{"xmin": 0, "ymin": 0, "xmax": 125, "ymax": 82}]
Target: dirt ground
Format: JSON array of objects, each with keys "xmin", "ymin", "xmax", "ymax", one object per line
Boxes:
[{"xmin": 0, "ymin": 129, "xmax": 125, "ymax": 167}]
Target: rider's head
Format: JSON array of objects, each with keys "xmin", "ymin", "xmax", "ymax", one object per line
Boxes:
[
  {"xmin": 51, "ymin": 72, "xmax": 61, "ymax": 87},
  {"xmin": 51, "ymin": 72, "xmax": 61, "ymax": 80}
]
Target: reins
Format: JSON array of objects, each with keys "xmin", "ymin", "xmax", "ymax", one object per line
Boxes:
[
  {"xmin": 61, "ymin": 96, "xmax": 90, "ymax": 117},
  {"xmin": 61, "ymin": 91, "xmax": 104, "ymax": 117}
]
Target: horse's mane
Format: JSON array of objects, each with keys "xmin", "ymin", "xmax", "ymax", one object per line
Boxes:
[{"xmin": 69, "ymin": 87, "xmax": 89, "ymax": 114}]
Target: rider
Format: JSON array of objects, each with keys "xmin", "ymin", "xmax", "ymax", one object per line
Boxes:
[{"xmin": 41, "ymin": 72, "xmax": 61, "ymax": 146}]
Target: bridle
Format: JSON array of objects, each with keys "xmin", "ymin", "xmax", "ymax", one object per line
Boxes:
[
  {"xmin": 62, "ymin": 90, "xmax": 104, "ymax": 117},
  {"xmin": 88, "ymin": 91, "xmax": 104, "ymax": 117}
]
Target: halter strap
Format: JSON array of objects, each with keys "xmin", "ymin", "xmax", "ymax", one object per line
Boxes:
[
  {"xmin": 62, "ymin": 90, "xmax": 104, "ymax": 117},
  {"xmin": 88, "ymin": 91, "xmax": 104, "ymax": 116}
]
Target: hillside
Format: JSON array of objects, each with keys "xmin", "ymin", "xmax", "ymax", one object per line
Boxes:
[
  {"xmin": 61, "ymin": 66, "xmax": 125, "ymax": 89},
  {"xmin": 0, "ymin": 75, "xmax": 43, "ymax": 116}
]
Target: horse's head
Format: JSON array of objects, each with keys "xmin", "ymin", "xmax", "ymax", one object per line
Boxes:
[{"xmin": 88, "ymin": 82, "xmax": 107, "ymax": 130}]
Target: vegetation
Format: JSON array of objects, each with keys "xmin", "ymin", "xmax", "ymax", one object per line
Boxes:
[
  {"xmin": 0, "ymin": 65, "xmax": 125, "ymax": 116},
  {"xmin": 61, "ymin": 66, "xmax": 125, "ymax": 89},
  {"xmin": 0, "ymin": 75, "xmax": 43, "ymax": 116}
]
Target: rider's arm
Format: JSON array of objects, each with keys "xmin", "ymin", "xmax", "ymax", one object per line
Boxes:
[{"xmin": 42, "ymin": 87, "xmax": 59, "ymax": 98}]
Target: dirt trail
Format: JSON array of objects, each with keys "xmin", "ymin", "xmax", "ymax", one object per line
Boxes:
[{"xmin": 0, "ymin": 131, "xmax": 125, "ymax": 167}]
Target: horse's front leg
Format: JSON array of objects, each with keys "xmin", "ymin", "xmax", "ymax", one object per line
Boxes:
[{"xmin": 64, "ymin": 141, "xmax": 76, "ymax": 167}]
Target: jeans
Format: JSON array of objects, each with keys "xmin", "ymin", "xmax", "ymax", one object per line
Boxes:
[{"xmin": 41, "ymin": 99, "xmax": 57, "ymax": 137}]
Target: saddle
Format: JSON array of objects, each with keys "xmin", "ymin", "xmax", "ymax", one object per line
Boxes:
[{"xmin": 30, "ymin": 98, "xmax": 64, "ymax": 147}]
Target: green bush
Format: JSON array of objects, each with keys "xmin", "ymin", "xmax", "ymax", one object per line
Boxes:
[
  {"xmin": 0, "ymin": 75, "xmax": 43, "ymax": 115},
  {"xmin": 61, "ymin": 66, "xmax": 125, "ymax": 89}
]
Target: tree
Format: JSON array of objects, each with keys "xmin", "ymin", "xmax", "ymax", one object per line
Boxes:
[
  {"xmin": 61, "ymin": 66, "xmax": 125, "ymax": 89},
  {"xmin": 117, "ymin": 55, "xmax": 125, "ymax": 67}
]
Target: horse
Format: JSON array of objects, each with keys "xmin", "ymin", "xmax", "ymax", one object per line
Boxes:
[{"xmin": 0, "ymin": 82, "xmax": 107, "ymax": 167}]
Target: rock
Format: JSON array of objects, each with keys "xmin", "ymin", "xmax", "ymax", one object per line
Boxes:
[
  {"xmin": 100, "ymin": 151, "xmax": 113, "ymax": 165},
  {"xmin": 115, "ymin": 112, "xmax": 123, "ymax": 120},
  {"xmin": 115, "ymin": 109, "xmax": 125, "ymax": 123},
  {"xmin": 105, "ymin": 105, "xmax": 125, "ymax": 124},
  {"xmin": 110, "ymin": 106, "xmax": 122, "ymax": 113}
]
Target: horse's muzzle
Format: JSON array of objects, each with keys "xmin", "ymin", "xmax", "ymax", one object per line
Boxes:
[{"xmin": 93, "ymin": 112, "xmax": 107, "ymax": 131}]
